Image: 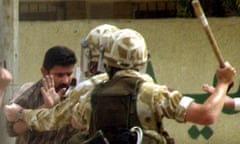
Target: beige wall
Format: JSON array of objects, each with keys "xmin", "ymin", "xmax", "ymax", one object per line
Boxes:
[{"xmin": 15, "ymin": 18, "xmax": 240, "ymax": 143}]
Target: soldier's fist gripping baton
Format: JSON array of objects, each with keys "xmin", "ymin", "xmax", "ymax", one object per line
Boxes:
[{"xmin": 192, "ymin": 0, "xmax": 225, "ymax": 67}]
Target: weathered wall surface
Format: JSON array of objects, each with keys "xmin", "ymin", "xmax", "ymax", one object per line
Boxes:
[{"xmin": 7, "ymin": 18, "xmax": 240, "ymax": 143}]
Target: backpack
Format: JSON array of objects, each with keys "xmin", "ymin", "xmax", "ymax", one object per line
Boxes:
[{"xmin": 89, "ymin": 76, "xmax": 144, "ymax": 144}]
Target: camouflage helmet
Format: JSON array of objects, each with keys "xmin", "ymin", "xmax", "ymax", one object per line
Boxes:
[
  {"xmin": 104, "ymin": 28, "xmax": 148, "ymax": 70},
  {"xmin": 80, "ymin": 24, "xmax": 119, "ymax": 79}
]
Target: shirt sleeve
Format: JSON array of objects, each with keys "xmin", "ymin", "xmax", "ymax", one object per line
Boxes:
[
  {"xmin": 139, "ymin": 82, "xmax": 194, "ymax": 123},
  {"xmin": 175, "ymin": 96, "xmax": 194, "ymax": 122}
]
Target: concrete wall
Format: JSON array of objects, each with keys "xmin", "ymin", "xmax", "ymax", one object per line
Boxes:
[{"xmin": 6, "ymin": 18, "xmax": 240, "ymax": 143}]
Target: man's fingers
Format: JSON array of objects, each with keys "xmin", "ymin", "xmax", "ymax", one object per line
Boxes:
[
  {"xmin": 202, "ymin": 84, "xmax": 215, "ymax": 94},
  {"xmin": 49, "ymin": 75, "xmax": 54, "ymax": 88},
  {"xmin": 45, "ymin": 75, "xmax": 54, "ymax": 88},
  {"xmin": 42, "ymin": 75, "xmax": 54, "ymax": 89}
]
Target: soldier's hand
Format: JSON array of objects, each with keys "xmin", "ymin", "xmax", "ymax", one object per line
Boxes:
[
  {"xmin": 4, "ymin": 103, "xmax": 23, "ymax": 122},
  {"xmin": 216, "ymin": 62, "xmax": 236, "ymax": 85}
]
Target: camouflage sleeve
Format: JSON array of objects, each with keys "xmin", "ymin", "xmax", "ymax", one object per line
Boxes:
[
  {"xmin": 24, "ymin": 85, "xmax": 91, "ymax": 131},
  {"xmin": 71, "ymin": 91, "xmax": 92, "ymax": 134},
  {"xmin": 25, "ymin": 73, "xmax": 108, "ymax": 131},
  {"xmin": 138, "ymin": 82, "xmax": 194, "ymax": 123}
]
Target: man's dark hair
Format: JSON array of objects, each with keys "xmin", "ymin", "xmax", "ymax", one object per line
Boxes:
[{"xmin": 43, "ymin": 45, "xmax": 77, "ymax": 71}]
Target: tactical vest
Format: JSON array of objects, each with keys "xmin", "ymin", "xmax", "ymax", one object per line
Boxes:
[{"xmin": 89, "ymin": 76, "xmax": 143, "ymax": 144}]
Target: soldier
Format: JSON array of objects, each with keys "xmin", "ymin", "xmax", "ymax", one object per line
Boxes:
[
  {"xmin": 5, "ymin": 28, "xmax": 236, "ymax": 144},
  {"xmin": 71, "ymin": 28, "xmax": 236, "ymax": 143}
]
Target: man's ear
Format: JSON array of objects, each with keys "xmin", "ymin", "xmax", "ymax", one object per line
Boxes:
[{"xmin": 41, "ymin": 67, "xmax": 48, "ymax": 75}]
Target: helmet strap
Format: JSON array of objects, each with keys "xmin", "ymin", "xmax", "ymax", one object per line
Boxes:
[
  {"xmin": 80, "ymin": 39, "xmax": 91, "ymax": 80},
  {"xmin": 97, "ymin": 44, "xmax": 105, "ymax": 73}
]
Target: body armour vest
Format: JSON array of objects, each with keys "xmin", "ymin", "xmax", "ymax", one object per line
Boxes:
[{"xmin": 90, "ymin": 76, "xmax": 144, "ymax": 144}]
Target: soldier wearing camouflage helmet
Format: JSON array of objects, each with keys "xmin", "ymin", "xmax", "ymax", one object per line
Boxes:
[
  {"xmin": 72, "ymin": 28, "xmax": 235, "ymax": 143},
  {"xmin": 80, "ymin": 24, "xmax": 119, "ymax": 80},
  {"xmin": 86, "ymin": 28, "xmax": 235, "ymax": 143}
]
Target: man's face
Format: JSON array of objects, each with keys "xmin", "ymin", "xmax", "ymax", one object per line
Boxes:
[{"xmin": 45, "ymin": 65, "xmax": 75, "ymax": 95}]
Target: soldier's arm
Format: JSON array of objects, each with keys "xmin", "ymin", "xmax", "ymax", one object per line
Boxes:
[
  {"xmin": 5, "ymin": 76, "xmax": 103, "ymax": 132},
  {"xmin": 4, "ymin": 91, "xmax": 80, "ymax": 132},
  {"xmin": 5, "ymin": 73, "xmax": 107, "ymax": 132},
  {"xmin": 184, "ymin": 62, "xmax": 236, "ymax": 125},
  {"xmin": 152, "ymin": 62, "xmax": 236, "ymax": 125}
]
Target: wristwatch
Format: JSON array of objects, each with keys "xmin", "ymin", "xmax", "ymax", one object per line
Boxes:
[{"xmin": 17, "ymin": 108, "xmax": 24, "ymax": 121}]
